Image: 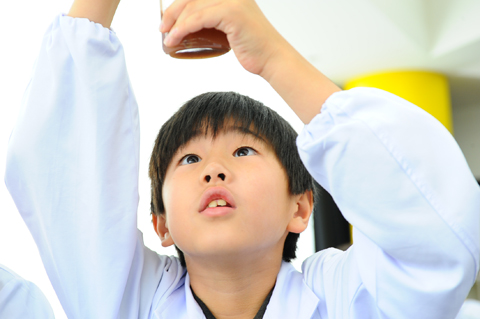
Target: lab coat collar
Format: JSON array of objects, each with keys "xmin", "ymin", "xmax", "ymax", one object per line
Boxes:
[
  {"xmin": 264, "ymin": 261, "xmax": 320, "ymax": 318},
  {"xmin": 155, "ymin": 270, "xmax": 214, "ymax": 319},
  {"xmin": 157, "ymin": 261, "xmax": 320, "ymax": 319}
]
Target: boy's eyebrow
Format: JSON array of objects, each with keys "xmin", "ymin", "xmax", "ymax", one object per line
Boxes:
[
  {"xmin": 224, "ymin": 125, "xmax": 267, "ymax": 143},
  {"xmin": 176, "ymin": 124, "xmax": 268, "ymax": 156}
]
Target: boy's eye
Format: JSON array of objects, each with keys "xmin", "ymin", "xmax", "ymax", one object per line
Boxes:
[
  {"xmin": 180, "ymin": 154, "xmax": 201, "ymax": 165},
  {"xmin": 234, "ymin": 147, "xmax": 257, "ymax": 157}
]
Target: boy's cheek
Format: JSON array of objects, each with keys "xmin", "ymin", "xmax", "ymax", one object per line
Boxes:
[{"xmin": 163, "ymin": 216, "xmax": 186, "ymax": 249}]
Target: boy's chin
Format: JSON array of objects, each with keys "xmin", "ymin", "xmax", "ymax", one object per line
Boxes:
[
  {"xmin": 183, "ymin": 240, "xmax": 282, "ymax": 267},
  {"xmin": 185, "ymin": 250, "xmax": 268, "ymax": 268},
  {"xmin": 190, "ymin": 240, "xmax": 254, "ymax": 258}
]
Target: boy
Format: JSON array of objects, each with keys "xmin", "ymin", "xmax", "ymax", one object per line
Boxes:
[{"xmin": 5, "ymin": 0, "xmax": 480, "ymax": 318}]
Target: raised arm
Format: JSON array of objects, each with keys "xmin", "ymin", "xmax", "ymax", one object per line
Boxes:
[
  {"xmin": 5, "ymin": 3, "xmax": 184, "ymax": 318},
  {"xmin": 68, "ymin": 0, "xmax": 120, "ymax": 29},
  {"xmin": 297, "ymin": 87, "xmax": 480, "ymax": 318},
  {"xmin": 159, "ymin": 0, "xmax": 341, "ymax": 124}
]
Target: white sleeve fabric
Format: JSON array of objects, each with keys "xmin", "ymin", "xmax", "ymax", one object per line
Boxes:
[
  {"xmin": 0, "ymin": 265, "xmax": 54, "ymax": 319},
  {"xmin": 4, "ymin": 14, "xmax": 185, "ymax": 319},
  {"xmin": 297, "ymin": 87, "xmax": 480, "ymax": 318}
]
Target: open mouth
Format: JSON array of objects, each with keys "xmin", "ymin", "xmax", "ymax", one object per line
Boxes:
[
  {"xmin": 199, "ymin": 187, "xmax": 237, "ymax": 213},
  {"xmin": 206, "ymin": 199, "xmax": 233, "ymax": 208}
]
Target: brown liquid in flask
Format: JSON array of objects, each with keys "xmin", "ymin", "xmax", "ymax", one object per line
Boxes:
[{"xmin": 162, "ymin": 28, "xmax": 231, "ymax": 59}]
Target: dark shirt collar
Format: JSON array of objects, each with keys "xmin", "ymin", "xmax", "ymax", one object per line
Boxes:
[{"xmin": 191, "ymin": 285, "xmax": 275, "ymax": 319}]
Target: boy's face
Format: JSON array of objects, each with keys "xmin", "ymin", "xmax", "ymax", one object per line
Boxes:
[{"xmin": 154, "ymin": 126, "xmax": 312, "ymax": 263}]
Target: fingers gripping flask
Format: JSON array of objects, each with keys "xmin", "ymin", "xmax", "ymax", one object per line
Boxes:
[{"xmin": 160, "ymin": 0, "xmax": 231, "ymax": 59}]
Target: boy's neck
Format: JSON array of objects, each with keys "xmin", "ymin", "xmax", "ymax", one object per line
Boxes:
[{"xmin": 186, "ymin": 250, "xmax": 282, "ymax": 319}]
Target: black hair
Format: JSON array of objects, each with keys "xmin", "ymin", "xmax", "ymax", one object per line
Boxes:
[{"xmin": 149, "ymin": 92, "xmax": 316, "ymax": 267}]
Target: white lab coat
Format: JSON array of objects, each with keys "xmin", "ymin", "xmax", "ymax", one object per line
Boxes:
[
  {"xmin": 4, "ymin": 13, "xmax": 480, "ymax": 319},
  {"xmin": 0, "ymin": 264, "xmax": 54, "ymax": 318}
]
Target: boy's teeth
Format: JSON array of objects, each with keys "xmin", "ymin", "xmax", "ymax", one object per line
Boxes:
[{"xmin": 207, "ymin": 199, "xmax": 227, "ymax": 208}]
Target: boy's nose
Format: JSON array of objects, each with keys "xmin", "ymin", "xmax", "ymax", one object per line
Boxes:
[
  {"xmin": 201, "ymin": 161, "xmax": 230, "ymax": 183},
  {"xmin": 205, "ymin": 173, "xmax": 226, "ymax": 183}
]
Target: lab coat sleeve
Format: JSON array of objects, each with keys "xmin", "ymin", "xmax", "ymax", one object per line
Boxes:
[
  {"xmin": 4, "ymin": 14, "xmax": 184, "ymax": 319},
  {"xmin": 0, "ymin": 265, "xmax": 54, "ymax": 319},
  {"xmin": 297, "ymin": 87, "xmax": 480, "ymax": 318}
]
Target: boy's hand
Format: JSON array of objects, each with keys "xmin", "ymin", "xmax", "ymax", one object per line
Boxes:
[
  {"xmin": 161, "ymin": 0, "xmax": 342, "ymax": 124},
  {"xmin": 160, "ymin": 0, "xmax": 288, "ymax": 78}
]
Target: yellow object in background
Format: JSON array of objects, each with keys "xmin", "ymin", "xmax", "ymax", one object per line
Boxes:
[
  {"xmin": 343, "ymin": 71, "xmax": 453, "ymax": 243},
  {"xmin": 344, "ymin": 71, "xmax": 453, "ymax": 134}
]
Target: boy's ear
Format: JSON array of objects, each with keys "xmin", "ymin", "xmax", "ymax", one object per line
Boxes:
[
  {"xmin": 152, "ymin": 213, "xmax": 175, "ymax": 247},
  {"xmin": 286, "ymin": 190, "xmax": 314, "ymax": 234}
]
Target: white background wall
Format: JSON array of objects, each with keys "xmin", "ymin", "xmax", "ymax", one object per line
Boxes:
[{"xmin": 0, "ymin": 1, "xmax": 314, "ymax": 318}]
